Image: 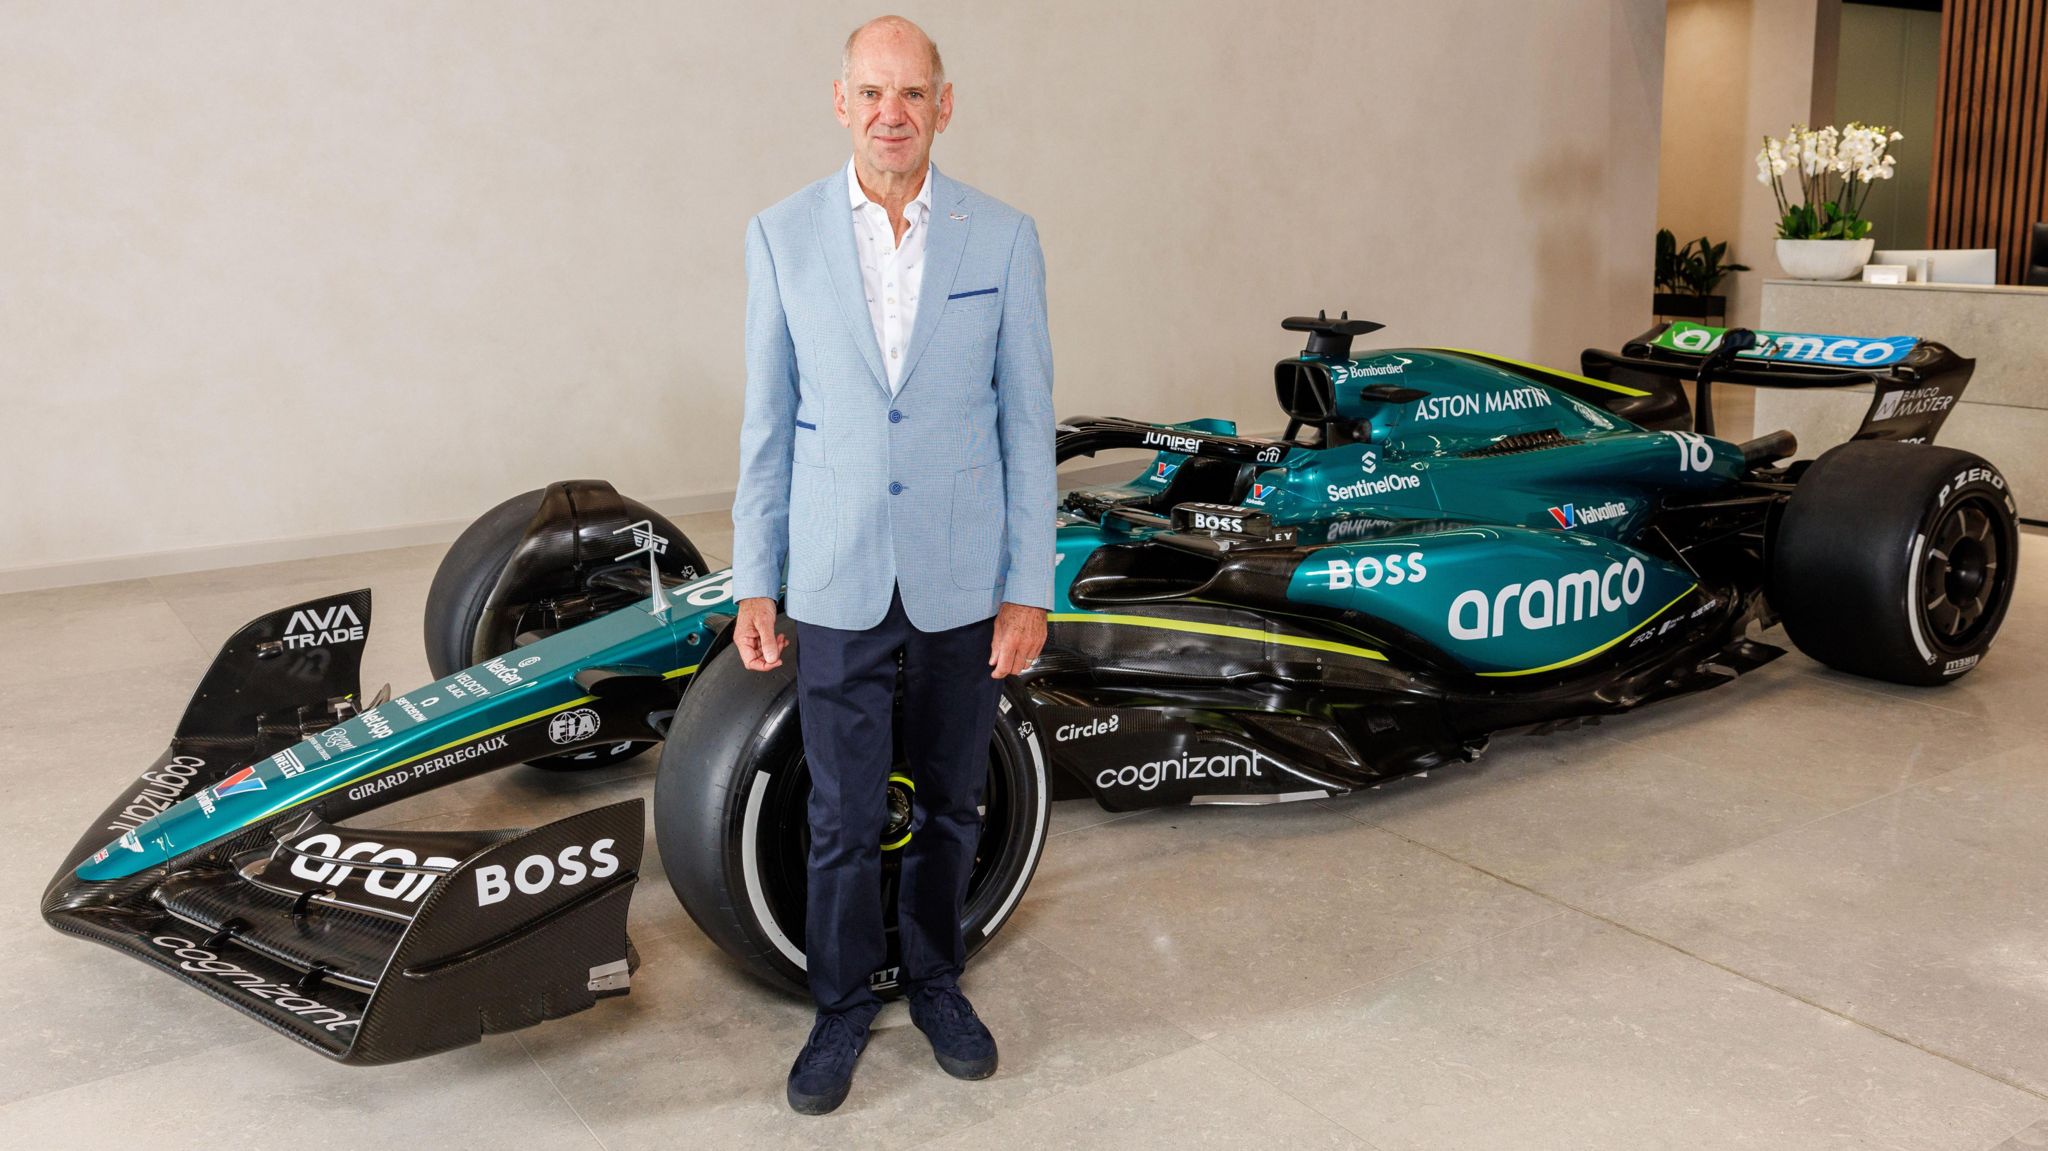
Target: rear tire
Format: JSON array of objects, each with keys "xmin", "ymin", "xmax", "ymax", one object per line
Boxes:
[
  {"xmin": 653, "ymin": 631, "xmax": 1049, "ymax": 997},
  {"xmin": 1772, "ymin": 441, "xmax": 2018, "ymax": 685},
  {"xmin": 423, "ymin": 484, "xmax": 700, "ymax": 769}
]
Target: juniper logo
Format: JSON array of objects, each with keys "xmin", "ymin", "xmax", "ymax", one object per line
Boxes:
[{"xmin": 1142, "ymin": 430, "xmax": 1202, "ymax": 454}]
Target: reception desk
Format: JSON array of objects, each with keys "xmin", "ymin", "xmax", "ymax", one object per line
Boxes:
[{"xmin": 1756, "ymin": 279, "xmax": 2048, "ymax": 521}]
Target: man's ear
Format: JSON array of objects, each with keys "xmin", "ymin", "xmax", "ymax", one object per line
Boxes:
[
  {"xmin": 833, "ymin": 79, "xmax": 851, "ymax": 127},
  {"xmin": 935, "ymin": 81, "xmax": 954, "ymax": 133}
]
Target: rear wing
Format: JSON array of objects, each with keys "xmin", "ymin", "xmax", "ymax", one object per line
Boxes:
[{"xmin": 1580, "ymin": 322, "xmax": 1974, "ymax": 445}]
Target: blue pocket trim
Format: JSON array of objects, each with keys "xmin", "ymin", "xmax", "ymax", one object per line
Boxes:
[
  {"xmin": 794, "ymin": 419, "xmax": 817, "ymax": 430},
  {"xmin": 947, "ymin": 287, "xmax": 998, "ymax": 300}
]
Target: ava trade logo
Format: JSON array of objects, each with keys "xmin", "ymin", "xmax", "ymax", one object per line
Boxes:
[{"xmin": 1548, "ymin": 501, "xmax": 1627, "ymax": 529}]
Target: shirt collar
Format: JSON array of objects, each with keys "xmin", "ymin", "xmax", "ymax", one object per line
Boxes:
[{"xmin": 846, "ymin": 158, "xmax": 934, "ymax": 219}]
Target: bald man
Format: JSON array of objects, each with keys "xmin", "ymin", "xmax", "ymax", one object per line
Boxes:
[{"xmin": 728, "ymin": 15, "xmax": 1055, "ymax": 1115}]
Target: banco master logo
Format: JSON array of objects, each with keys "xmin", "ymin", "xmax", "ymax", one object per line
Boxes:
[
  {"xmin": 1872, "ymin": 386, "xmax": 1955, "ymax": 421},
  {"xmin": 283, "ymin": 604, "xmax": 364, "ymax": 649},
  {"xmin": 1095, "ymin": 748, "xmax": 1272, "ymax": 792},
  {"xmin": 1448, "ymin": 556, "xmax": 1648, "ymax": 641},
  {"xmin": 1548, "ymin": 501, "xmax": 1626, "ymax": 529}
]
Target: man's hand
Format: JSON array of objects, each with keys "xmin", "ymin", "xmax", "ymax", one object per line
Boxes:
[
  {"xmin": 735, "ymin": 597, "xmax": 789, "ymax": 671},
  {"xmin": 988, "ymin": 602, "xmax": 1048, "ymax": 678}
]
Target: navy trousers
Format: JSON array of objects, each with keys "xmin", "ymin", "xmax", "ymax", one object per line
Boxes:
[{"xmin": 792, "ymin": 584, "xmax": 1003, "ymax": 1021}]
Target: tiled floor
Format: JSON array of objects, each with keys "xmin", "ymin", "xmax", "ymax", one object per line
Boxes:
[{"xmin": 4, "ymin": 512, "xmax": 2046, "ymax": 1149}]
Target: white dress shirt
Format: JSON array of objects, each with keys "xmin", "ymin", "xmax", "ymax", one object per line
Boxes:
[{"xmin": 847, "ymin": 158, "xmax": 933, "ymax": 394}]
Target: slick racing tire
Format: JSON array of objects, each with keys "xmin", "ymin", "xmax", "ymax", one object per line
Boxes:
[
  {"xmin": 653, "ymin": 629, "xmax": 1049, "ymax": 998},
  {"xmin": 425, "ymin": 486, "xmax": 698, "ymax": 770},
  {"xmin": 1773, "ymin": 441, "xmax": 2018, "ymax": 685}
]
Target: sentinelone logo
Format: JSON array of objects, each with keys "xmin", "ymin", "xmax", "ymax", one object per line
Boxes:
[{"xmin": 1327, "ymin": 473, "xmax": 1421, "ymax": 500}]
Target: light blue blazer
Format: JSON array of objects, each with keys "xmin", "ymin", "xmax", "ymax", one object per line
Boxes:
[{"xmin": 731, "ymin": 166, "xmax": 1057, "ymax": 632}]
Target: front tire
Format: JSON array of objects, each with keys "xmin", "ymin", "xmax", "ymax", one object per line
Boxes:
[
  {"xmin": 653, "ymin": 629, "xmax": 1049, "ymax": 997},
  {"xmin": 1773, "ymin": 441, "xmax": 2019, "ymax": 685},
  {"xmin": 423, "ymin": 484, "xmax": 703, "ymax": 769}
]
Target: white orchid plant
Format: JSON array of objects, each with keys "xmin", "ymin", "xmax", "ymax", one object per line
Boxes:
[{"xmin": 1756, "ymin": 122, "xmax": 1902, "ymax": 241}]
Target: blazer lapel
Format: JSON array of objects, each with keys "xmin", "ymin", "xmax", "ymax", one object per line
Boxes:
[
  {"xmin": 896, "ymin": 168, "xmax": 970, "ymax": 392},
  {"xmin": 813, "ymin": 176, "xmax": 889, "ymax": 392}
]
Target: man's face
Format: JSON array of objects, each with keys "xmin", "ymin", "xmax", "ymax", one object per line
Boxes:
[{"xmin": 834, "ymin": 29, "xmax": 952, "ymax": 178}]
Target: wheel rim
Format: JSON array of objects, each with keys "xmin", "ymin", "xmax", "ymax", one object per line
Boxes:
[
  {"xmin": 752, "ymin": 721, "xmax": 1022, "ymax": 987},
  {"xmin": 1922, "ymin": 496, "xmax": 2006, "ymax": 648}
]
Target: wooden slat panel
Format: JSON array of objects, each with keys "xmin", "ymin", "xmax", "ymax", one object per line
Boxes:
[{"xmin": 1929, "ymin": 0, "xmax": 2048, "ymax": 284}]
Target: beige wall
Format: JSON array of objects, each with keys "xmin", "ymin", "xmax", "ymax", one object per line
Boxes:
[
  {"xmin": 1834, "ymin": 2, "xmax": 1939, "ymax": 251},
  {"xmin": 1658, "ymin": 0, "xmax": 1839, "ymax": 328},
  {"xmin": 1, "ymin": 1, "xmax": 1666, "ymax": 587}
]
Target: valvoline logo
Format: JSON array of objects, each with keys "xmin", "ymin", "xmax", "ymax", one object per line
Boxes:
[
  {"xmin": 1146, "ymin": 461, "xmax": 1180, "ymax": 484},
  {"xmin": 1548, "ymin": 501, "xmax": 1627, "ymax": 529},
  {"xmin": 1246, "ymin": 482, "xmax": 1274, "ymax": 505},
  {"xmin": 212, "ymin": 766, "xmax": 267, "ymax": 799}
]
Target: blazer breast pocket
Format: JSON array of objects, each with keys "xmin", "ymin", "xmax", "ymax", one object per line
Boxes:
[
  {"xmin": 945, "ymin": 286, "xmax": 1000, "ymax": 314},
  {"xmin": 787, "ymin": 461, "xmax": 836, "ymax": 591},
  {"xmin": 949, "ymin": 462, "xmax": 1004, "ymax": 590}
]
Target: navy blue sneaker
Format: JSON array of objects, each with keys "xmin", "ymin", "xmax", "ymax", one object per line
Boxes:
[
  {"xmin": 786, "ymin": 1012, "xmax": 870, "ymax": 1115},
  {"xmin": 907, "ymin": 984, "xmax": 998, "ymax": 1080}
]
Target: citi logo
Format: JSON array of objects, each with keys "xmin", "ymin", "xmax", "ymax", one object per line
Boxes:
[
  {"xmin": 283, "ymin": 605, "xmax": 364, "ymax": 649},
  {"xmin": 1548, "ymin": 501, "xmax": 1626, "ymax": 529}
]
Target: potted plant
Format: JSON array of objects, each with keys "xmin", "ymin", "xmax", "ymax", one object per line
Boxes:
[
  {"xmin": 1654, "ymin": 229, "xmax": 1749, "ymax": 319},
  {"xmin": 1757, "ymin": 122, "xmax": 1901, "ymax": 280}
]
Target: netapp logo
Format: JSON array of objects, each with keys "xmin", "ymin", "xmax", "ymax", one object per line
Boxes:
[
  {"xmin": 288, "ymin": 833, "xmax": 456, "ymax": 903},
  {"xmin": 1056, "ymin": 715, "xmax": 1120, "ymax": 741},
  {"xmin": 1448, "ymin": 557, "xmax": 1647, "ymax": 641},
  {"xmin": 283, "ymin": 605, "xmax": 365, "ymax": 649},
  {"xmin": 1095, "ymin": 749, "xmax": 1270, "ymax": 792},
  {"xmin": 475, "ymin": 839, "xmax": 621, "ymax": 906},
  {"xmin": 1413, "ymin": 387, "xmax": 1553, "ymax": 420},
  {"xmin": 1143, "ymin": 430, "xmax": 1202, "ymax": 454},
  {"xmin": 1327, "ymin": 474, "xmax": 1421, "ymax": 500}
]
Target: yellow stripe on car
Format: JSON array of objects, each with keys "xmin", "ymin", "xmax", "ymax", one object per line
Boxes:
[
  {"xmin": 1436, "ymin": 348, "xmax": 1653, "ymax": 398},
  {"xmin": 1047, "ymin": 612, "xmax": 1387, "ymax": 661}
]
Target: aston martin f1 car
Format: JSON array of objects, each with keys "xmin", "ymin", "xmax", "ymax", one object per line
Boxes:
[{"xmin": 44, "ymin": 315, "xmax": 2018, "ymax": 1063}]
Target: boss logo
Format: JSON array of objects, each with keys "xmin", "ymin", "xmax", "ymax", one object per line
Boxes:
[
  {"xmin": 1322, "ymin": 550, "xmax": 1427, "ymax": 590},
  {"xmin": 475, "ymin": 839, "xmax": 621, "ymax": 906},
  {"xmin": 1193, "ymin": 512, "xmax": 1244, "ymax": 532}
]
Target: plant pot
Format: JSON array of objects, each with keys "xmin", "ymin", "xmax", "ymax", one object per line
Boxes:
[
  {"xmin": 1653, "ymin": 293, "xmax": 1726, "ymax": 320},
  {"xmin": 1775, "ymin": 238, "xmax": 1875, "ymax": 281}
]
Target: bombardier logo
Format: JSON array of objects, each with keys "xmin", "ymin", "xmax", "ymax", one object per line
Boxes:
[
  {"xmin": 1412, "ymin": 386, "xmax": 1552, "ymax": 420},
  {"xmin": 1449, "ymin": 556, "xmax": 1648, "ymax": 641},
  {"xmin": 283, "ymin": 605, "xmax": 364, "ymax": 649},
  {"xmin": 1548, "ymin": 501, "xmax": 1626, "ymax": 529}
]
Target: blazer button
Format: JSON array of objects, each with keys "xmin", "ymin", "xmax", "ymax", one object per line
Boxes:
[
  {"xmin": 888, "ymin": 482, "xmax": 904, "ymax": 495},
  {"xmin": 889, "ymin": 409, "xmax": 903, "ymax": 423}
]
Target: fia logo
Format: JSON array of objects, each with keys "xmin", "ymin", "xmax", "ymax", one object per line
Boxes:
[{"xmin": 548, "ymin": 707, "xmax": 603, "ymax": 746}]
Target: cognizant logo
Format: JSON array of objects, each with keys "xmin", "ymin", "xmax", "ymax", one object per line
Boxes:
[
  {"xmin": 1448, "ymin": 557, "xmax": 1647, "ymax": 641},
  {"xmin": 1095, "ymin": 749, "xmax": 1270, "ymax": 792}
]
